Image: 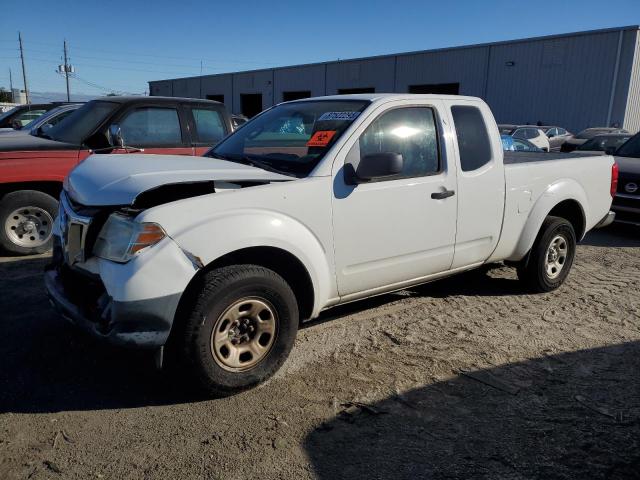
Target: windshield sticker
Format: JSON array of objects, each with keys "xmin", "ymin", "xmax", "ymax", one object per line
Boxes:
[
  {"xmin": 318, "ymin": 111, "xmax": 361, "ymax": 122},
  {"xmin": 307, "ymin": 130, "xmax": 337, "ymax": 147}
]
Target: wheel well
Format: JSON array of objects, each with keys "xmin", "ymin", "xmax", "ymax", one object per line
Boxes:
[
  {"xmin": 548, "ymin": 200, "xmax": 585, "ymax": 239},
  {"xmin": 178, "ymin": 246, "xmax": 315, "ymax": 323},
  {"xmin": 0, "ymin": 182, "xmax": 63, "ymax": 202}
]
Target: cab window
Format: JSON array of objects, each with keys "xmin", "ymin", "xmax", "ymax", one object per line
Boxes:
[{"xmin": 451, "ymin": 105, "xmax": 493, "ymax": 172}]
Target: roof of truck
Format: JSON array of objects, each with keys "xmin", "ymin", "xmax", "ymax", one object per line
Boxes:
[
  {"xmin": 287, "ymin": 93, "xmax": 481, "ymax": 103},
  {"xmin": 93, "ymin": 96, "xmax": 223, "ymax": 105}
]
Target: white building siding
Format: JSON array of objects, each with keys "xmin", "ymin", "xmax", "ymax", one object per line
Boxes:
[{"xmin": 623, "ymin": 31, "xmax": 640, "ymax": 132}]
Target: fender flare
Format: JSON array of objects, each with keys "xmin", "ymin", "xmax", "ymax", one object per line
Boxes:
[
  {"xmin": 509, "ymin": 178, "xmax": 588, "ymax": 261},
  {"xmin": 169, "ymin": 209, "xmax": 334, "ymax": 317}
]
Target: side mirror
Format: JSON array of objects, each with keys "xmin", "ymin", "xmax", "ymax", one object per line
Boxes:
[
  {"xmin": 39, "ymin": 123, "xmax": 53, "ymax": 134},
  {"xmin": 11, "ymin": 120, "xmax": 22, "ymax": 130},
  {"xmin": 547, "ymin": 133, "xmax": 555, "ymax": 138},
  {"xmin": 355, "ymin": 153, "xmax": 403, "ymax": 182},
  {"xmin": 108, "ymin": 124, "xmax": 124, "ymax": 148}
]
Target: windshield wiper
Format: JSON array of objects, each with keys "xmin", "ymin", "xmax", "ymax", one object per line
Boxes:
[{"xmin": 213, "ymin": 153, "xmax": 294, "ymax": 176}]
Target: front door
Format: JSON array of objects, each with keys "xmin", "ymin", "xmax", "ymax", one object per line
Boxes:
[
  {"xmin": 332, "ymin": 104, "xmax": 458, "ymax": 297},
  {"xmin": 115, "ymin": 105, "xmax": 193, "ymax": 155}
]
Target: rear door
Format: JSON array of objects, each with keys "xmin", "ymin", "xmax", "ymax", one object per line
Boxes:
[
  {"xmin": 332, "ymin": 100, "xmax": 458, "ymax": 297},
  {"xmin": 186, "ymin": 105, "xmax": 230, "ymax": 155},
  {"xmin": 114, "ymin": 103, "xmax": 193, "ymax": 155},
  {"xmin": 446, "ymin": 100, "xmax": 505, "ymax": 268}
]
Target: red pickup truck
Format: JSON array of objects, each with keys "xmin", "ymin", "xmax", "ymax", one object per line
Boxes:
[{"xmin": 0, "ymin": 96, "xmax": 232, "ymax": 255}]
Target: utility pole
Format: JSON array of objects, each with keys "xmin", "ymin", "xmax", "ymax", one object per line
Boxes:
[
  {"xmin": 18, "ymin": 32, "xmax": 30, "ymax": 104},
  {"xmin": 63, "ymin": 40, "xmax": 70, "ymax": 101},
  {"xmin": 9, "ymin": 68, "xmax": 13, "ymax": 102}
]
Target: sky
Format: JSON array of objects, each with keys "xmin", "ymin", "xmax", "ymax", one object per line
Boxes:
[{"xmin": 1, "ymin": 0, "xmax": 639, "ymax": 99}]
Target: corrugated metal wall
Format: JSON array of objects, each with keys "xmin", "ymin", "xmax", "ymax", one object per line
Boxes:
[
  {"xmin": 149, "ymin": 27, "xmax": 640, "ymax": 131},
  {"xmin": 623, "ymin": 31, "xmax": 640, "ymax": 132},
  {"xmin": 325, "ymin": 57, "xmax": 395, "ymax": 94},
  {"xmin": 274, "ymin": 64, "xmax": 326, "ymax": 101},
  {"xmin": 395, "ymin": 46, "xmax": 488, "ymax": 96}
]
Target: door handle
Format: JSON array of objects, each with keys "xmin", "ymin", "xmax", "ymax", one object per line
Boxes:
[{"xmin": 431, "ymin": 189, "xmax": 455, "ymax": 200}]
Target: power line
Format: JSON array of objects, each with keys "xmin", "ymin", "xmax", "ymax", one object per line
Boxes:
[
  {"xmin": 66, "ymin": 72, "xmax": 139, "ymax": 95},
  {"xmin": 1, "ymin": 39, "xmax": 277, "ymax": 66}
]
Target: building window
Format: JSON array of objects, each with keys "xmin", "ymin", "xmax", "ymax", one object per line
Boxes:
[
  {"xmin": 240, "ymin": 94, "xmax": 263, "ymax": 118},
  {"xmin": 409, "ymin": 83, "xmax": 460, "ymax": 95},
  {"xmin": 338, "ymin": 87, "xmax": 375, "ymax": 95},
  {"xmin": 282, "ymin": 91, "xmax": 311, "ymax": 102}
]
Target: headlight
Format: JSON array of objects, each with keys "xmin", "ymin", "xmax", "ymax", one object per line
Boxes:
[{"xmin": 93, "ymin": 213, "xmax": 166, "ymax": 263}]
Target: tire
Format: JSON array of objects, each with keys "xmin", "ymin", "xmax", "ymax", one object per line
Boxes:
[
  {"xmin": 176, "ymin": 264, "xmax": 299, "ymax": 396},
  {"xmin": 0, "ymin": 190, "xmax": 58, "ymax": 255},
  {"xmin": 517, "ymin": 216, "xmax": 576, "ymax": 293}
]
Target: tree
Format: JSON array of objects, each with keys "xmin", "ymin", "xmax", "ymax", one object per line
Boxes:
[{"xmin": 0, "ymin": 88, "xmax": 12, "ymax": 103}]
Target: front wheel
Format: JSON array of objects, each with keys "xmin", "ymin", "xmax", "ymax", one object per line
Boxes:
[
  {"xmin": 517, "ymin": 216, "xmax": 576, "ymax": 292},
  {"xmin": 176, "ymin": 264, "xmax": 299, "ymax": 396},
  {"xmin": 0, "ymin": 190, "xmax": 58, "ymax": 255}
]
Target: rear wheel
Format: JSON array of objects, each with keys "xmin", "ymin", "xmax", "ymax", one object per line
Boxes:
[
  {"xmin": 176, "ymin": 264, "xmax": 299, "ymax": 396},
  {"xmin": 517, "ymin": 216, "xmax": 576, "ymax": 292},
  {"xmin": 0, "ymin": 190, "xmax": 58, "ymax": 255}
]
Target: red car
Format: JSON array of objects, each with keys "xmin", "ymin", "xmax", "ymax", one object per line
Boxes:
[{"xmin": 0, "ymin": 96, "xmax": 232, "ymax": 255}]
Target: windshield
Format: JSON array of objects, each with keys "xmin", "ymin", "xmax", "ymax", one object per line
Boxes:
[
  {"xmin": 578, "ymin": 135, "xmax": 631, "ymax": 152},
  {"xmin": 47, "ymin": 100, "xmax": 118, "ymax": 144},
  {"xmin": 0, "ymin": 107, "xmax": 19, "ymax": 123},
  {"xmin": 615, "ymin": 134, "xmax": 640, "ymax": 158},
  {"xmin": 208, "ymin": 100, "xmax": 369, "ymax": 177}
]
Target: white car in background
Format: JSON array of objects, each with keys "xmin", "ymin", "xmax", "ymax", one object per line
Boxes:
[
  {"xmin": 499, "ymin": 125, "xmax": 551, "ymax": 152},
  {"xmin": 0, "ymin": 103, "xmax": 82, "ymax": 137}
]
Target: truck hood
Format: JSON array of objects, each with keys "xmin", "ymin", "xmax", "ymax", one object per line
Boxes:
[
  {"xmin": 65, "ymin": 153, "xmax": 295, "ymax": 206},
  {"xmin": 0, "ymin": 134, "xmax": 78, "ymax": 152}
]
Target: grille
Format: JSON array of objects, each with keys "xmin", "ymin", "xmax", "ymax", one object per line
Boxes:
[{"xmin": 59, "ymin": 192, "xmax": 93, "ymax": 266}]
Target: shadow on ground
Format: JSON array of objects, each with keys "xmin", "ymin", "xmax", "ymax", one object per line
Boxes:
[
  {"xmin": 581, "ymin": 223, "xmax": 640, "ymax": 248},
  {"xmin": 304, "ymin": 341, "xmax": 640, "ymax": 480},
  {"xmin": 0, "ymin": 260, "xmax": 522, "ymax": 413}
]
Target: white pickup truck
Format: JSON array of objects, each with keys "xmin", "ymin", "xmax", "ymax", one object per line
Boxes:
[{"xmin": 45, "ymin": 94, "xmax": 617, "ymax": 395}]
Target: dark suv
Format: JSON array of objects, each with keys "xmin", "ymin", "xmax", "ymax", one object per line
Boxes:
[{"xmin": 612, "ymin": 133, "xmax": 640, "ymax": 225}]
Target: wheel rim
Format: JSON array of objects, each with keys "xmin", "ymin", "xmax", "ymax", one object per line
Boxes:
[
  {"xmin": 545, "ymin": 234, "xmax": 569, "ymax": 279},
  {"xmin": 4, "ymin": 206, "xmax": 54, "ymax": 248},
  {"xmin": 210, "ymin": 297, "xmax": 278, "ymax": 372}
]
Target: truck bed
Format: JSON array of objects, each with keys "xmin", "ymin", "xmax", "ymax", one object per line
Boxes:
[{"xmin": 504, "ymin": 151, "xmax": 604, "ymax": 164}]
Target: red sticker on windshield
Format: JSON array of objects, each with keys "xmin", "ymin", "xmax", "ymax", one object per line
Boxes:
[{"xmin": 307, "ymin": 130, "xmax": 336, "ymax": 147}]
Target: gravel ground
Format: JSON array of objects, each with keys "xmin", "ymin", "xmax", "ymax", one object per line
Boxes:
[{"xmin": 1, "ymin": 224, "xmax": 639, "ymax": 480}]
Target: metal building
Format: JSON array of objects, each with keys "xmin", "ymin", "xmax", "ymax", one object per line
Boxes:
[{"xmin": 149, "ymin": 25, "xmax": 640, "ymax": 133}]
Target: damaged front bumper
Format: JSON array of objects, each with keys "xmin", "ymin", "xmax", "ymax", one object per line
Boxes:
[{"xmin": 45, "ymin": 235, "xmax": 198, "ymax": 348}]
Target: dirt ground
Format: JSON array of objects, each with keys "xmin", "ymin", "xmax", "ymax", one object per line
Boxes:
[{"xmin": 1, "ymin": 224, "xmax": 639, "ymax": 480}]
